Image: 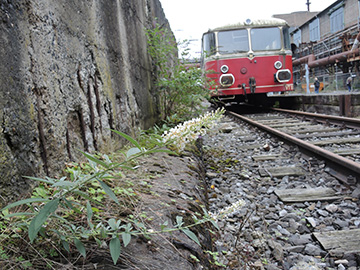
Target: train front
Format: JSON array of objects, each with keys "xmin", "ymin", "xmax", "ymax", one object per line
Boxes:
[{"xmin": 201, "ymin": 19, "xmax": 293, "ymax": 103}]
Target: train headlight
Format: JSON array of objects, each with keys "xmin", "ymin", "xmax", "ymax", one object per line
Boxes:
[
  {"xmin": 274, "ymin": 61, "xmax": 282, "ymax": 70},
  {"xmin": 220, "ymin": 65, "xmax": 229, "ymax": 73},
  {"xmin": 275, "ymin": 69, "xmax": 291, "ymax": 83},
  {"xmin": 219, "ymin": 74, "xmax": 235, "ymax": 87}
]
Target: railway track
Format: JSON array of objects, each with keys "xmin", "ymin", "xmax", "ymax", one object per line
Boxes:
[
  {"xmin": 204, "ymin": 108, "xmax": 360, "ymax": 269},
  {"xmin": 228, "ymin": 108, "xmax": 360, "ymax": 185}
]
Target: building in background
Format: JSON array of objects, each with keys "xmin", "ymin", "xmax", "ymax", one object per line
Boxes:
[
  {"xmin": 274, "ymin": 11, "xmax": 319, "ymax": 33},
  {"xmin": 286, "ymin": 0, "xmax": 360, "ymax": 92}
]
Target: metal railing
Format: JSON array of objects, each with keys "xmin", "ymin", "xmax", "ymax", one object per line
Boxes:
[{"xmin": 293, "ymin": 72, "xmax": 359, "ymax": 93}]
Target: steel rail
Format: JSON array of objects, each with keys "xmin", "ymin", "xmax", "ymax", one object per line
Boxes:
[
  {"xmin": 228, "ymin": 111, "xmax": 360, "ymax": 176},
  {"xmin": 271, "ymin": 108, "xmax": 360, "ymax": 128}
]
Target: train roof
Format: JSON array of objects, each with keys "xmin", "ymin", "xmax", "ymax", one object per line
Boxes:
[{"xmin": 208, "ymin": 18, "xmax": 289, "ymax": 32}]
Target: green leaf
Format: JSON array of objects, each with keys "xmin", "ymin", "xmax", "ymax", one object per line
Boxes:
[
  {"xmin": 202, "ymin": 207, "xmax": 219, "ymax": 230},
  {"xmin": 134, "ymin": 221, "xmax": 146, "ymax": 230},
  {"xmin": 189, "ymin": 254, "xmax": 200, "ymax": 262},
  {"xmin": 74, "ymin": 238, "xmax": 86, "ymax": 258},
  {"xmin": 1, "ymin": 198, "xmax": 49, "ymax": 211},
  {"xmin": 80, "ymin": 151, "xmax": 109, "ymax": 169},
  {"xmin": 86, "ymin": 201, "xmax": 93, "ymax": 222},
  {"xmin": 210, "ymin": 219, "xmax": 219, "ymax": 230},
  {"xmin": 73, "ymin": 190, "xmax": 103, "ymax": 205},
  {"xmin": 111, "ymin": 129, "xmax": 142, "ymax": 149},
  {"xmin": 181, "ymin": 228, "xmax": 201, "ymax": 246},
  {"xmin": 100, "ymin": 226, "xmax": 107, "ymax": 238},
  {"xmin": 24, "ymin": 176, "xmax": 55, "ymax": 185},
  {"xmin": 4, "ymin": 212, "xmax": 35, "ymax": 218},
  {"xmin": 122, "ymin": 232, "xmax": 131, "ymax": 247},
  {"xmin": 126, "ymin": 147, "xmax": 141, "ymax": 159},
  {"xmin": 97, "ymin": 180, "xmax": 119, "ymax": 205},
  {"xmin": 108, "ymin": 218, "xmax": 120, "ymax": 231},
  {"xmin": 103, "ymin": 154, "xmax": 112, "ymax": 164},
  {"xmin": 33, "ymin": 186, "xmax": 49, "ymax": 198},
  {"xmin": 62, "ymin": 198, "xmax": 82, "ymax": 214},
  {"xmin": 28, "ymin": 198, "xmax": 60, "ymax": 242},
  {"xmin": 117, "ymin": 165, "xmax": 135, "ymax": 171},
  {"xmin": 160, "ymin": 220, "xmax": 168, "ymax": 231},
  {"xmin": 52, "ymin": 181, "xmax": 75, "ymax": 188},
  {"xmin": 95, "ymin": 237, "xmax": 102, "ymax": 246},
  {"xmin": 175, "ymin": 216, "xmax": 183, "ymax": 228},
  {"xmin": 109, "ymin": 237, "xmax": 121, "ymax": 265},
  {"xmin": 61, "ymin": 239, "xmax": 70, "ymax": 252}
]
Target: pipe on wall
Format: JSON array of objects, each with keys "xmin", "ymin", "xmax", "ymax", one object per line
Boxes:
[{"xmin": 293, "ymin": 48, "xmax": 360, "ymax": 68}]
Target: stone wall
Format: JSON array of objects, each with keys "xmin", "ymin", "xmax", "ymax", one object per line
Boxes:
[{"xmin": 0, "ymin": 0, "xmax": 170, "ymax": 202}]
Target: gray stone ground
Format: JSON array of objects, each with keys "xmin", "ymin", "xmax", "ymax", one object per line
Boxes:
[{"xmin": 202, "ymin": 115, "xmax": 360, "ymax": 269}]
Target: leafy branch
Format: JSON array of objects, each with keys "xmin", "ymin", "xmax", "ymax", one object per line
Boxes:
[
  {"xmin": 146, "ymin": 21, "xmax": 210, "ymax": 122},
  {"xmin": 0, "ymin": 129, "xmax": 219, "ymax": 265}
]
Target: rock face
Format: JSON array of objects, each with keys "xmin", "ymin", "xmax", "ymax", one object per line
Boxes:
[{"xmin": 0, "ymin": 0, "xmax": 169, "ymax": 202}]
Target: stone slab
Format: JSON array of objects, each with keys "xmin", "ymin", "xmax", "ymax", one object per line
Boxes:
[
  {"xmin": 268, "ymin": 122, "xmax": 312, "ymax": 128},
  {"xmin": 313, "ymin": 229, "xmax": 360, "ymax": 254},
  {"xmin": 285, "ymin": 127, "xmax": 340, "ymax": 134},
  {"xmin": 310, "ymin": 137, "xmax": 360, "ymax": 146},
  {"xmin": 241, "ymin": 144, "xmax": 263, "ymax": 150},
  {"xmin": 259, "ymin": 166, "xmax": 306, "ymax": 177},
  {"xmin": 295, "ymin": 130, "xmax": 358, "ymax": 139},
  {"xmin": 252, "ymin": 154, "xmax": 282, "ymax": 161},
  {"xmin": 333, "ymin": 148, "xmax": 360, "ymax": 155},
  {"xmin": 274, "ymin": 187, "xmax": 342, "ymax": 202}
]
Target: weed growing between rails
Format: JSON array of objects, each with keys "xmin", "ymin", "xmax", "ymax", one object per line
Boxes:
[{"xmin": 0, "ymin": 110, "xmax": 226, "ymax": 269}]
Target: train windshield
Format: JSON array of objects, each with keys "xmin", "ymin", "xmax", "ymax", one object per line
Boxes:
[
  {"xmin": 217, "ymin": 29, "xmax": 249, "ymax": 54},
  {"xmin": 250, "ymin": 27, "xmax": 281, "ymax": 51},
  {"xmin": 203, "ymin": 25, "xmax": 290, "ymax": 58}
]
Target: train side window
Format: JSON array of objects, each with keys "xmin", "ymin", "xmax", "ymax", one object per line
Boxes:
[
  {"xmin": 218, "ymin": 29, "xmax": 249, "ymax": 54},
  {"xmin": 251, "ymin": 27, "xmax": 281, "ymax": 51},
  {"xmin": 282, "ymin": 27, "xmax": 291, "ymax": 50},
  {"xmin": 202, "ymin": 32, "xmax": 216, "ymax": 57}
]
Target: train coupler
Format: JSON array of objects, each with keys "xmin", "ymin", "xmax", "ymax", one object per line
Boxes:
[
  {"xmin": 242, "ymin": 83, "xmax": 247, "ymax": 101},
  {"xmin": 249, "ymin": 77, "xmax": 256, "ymax": 94}
]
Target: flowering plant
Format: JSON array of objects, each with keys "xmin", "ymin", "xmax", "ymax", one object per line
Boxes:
[
  {"xmin": 162, "ymin": 108, "xmax": 225, "ymax": 153},
  {"xmin": 209, "ymin": 199, "xmax": 246, "ymax": 221}
]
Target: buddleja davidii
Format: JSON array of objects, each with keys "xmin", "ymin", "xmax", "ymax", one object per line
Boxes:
[
  {"xmin": 0, "ymin": 127, "xmax": 230, "ymax": 266},
  {"xmin": 162, "ymin": 108, "xmax": 225, "ymax": 153},
  {"xmin": 145, "ymin": 21, "xmax": 210, "ymax": 121},
  {"xmin": 0, "ymin": 130, "xmax": 174, "ymax": 265},
  {"xmin": 145, "ymin": 21, "xmax": 178, "ymax": 81}
]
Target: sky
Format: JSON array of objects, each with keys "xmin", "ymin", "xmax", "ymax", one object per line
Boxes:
[{"xmin": 159, "ymin": 0, "xmax": 337, "ymax": 58}]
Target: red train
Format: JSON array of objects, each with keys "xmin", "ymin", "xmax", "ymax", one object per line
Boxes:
[{"xmin": 201, "ymin": 18, "xmax": 293, "ymax": 104}]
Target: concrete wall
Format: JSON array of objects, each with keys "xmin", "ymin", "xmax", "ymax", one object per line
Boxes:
[
  {"xmin": 344, "ymin": 0, "xmax": 359, "ymax": 27},
  {"xmin": 0, "ymin": 0, "xmax": 171, "ymax": 202},
  {"xmin": 301, "ymin": 24, "xmax": 310, "ymax": 44},
  {"xmin": 319, "ymin": 9, "xmax": 331, "ymax": 39}
]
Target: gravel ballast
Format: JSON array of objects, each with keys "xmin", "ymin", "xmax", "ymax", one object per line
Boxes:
[{"xmin": 202, "ymin": 115, "xmax": 360, "ymax": 270}]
